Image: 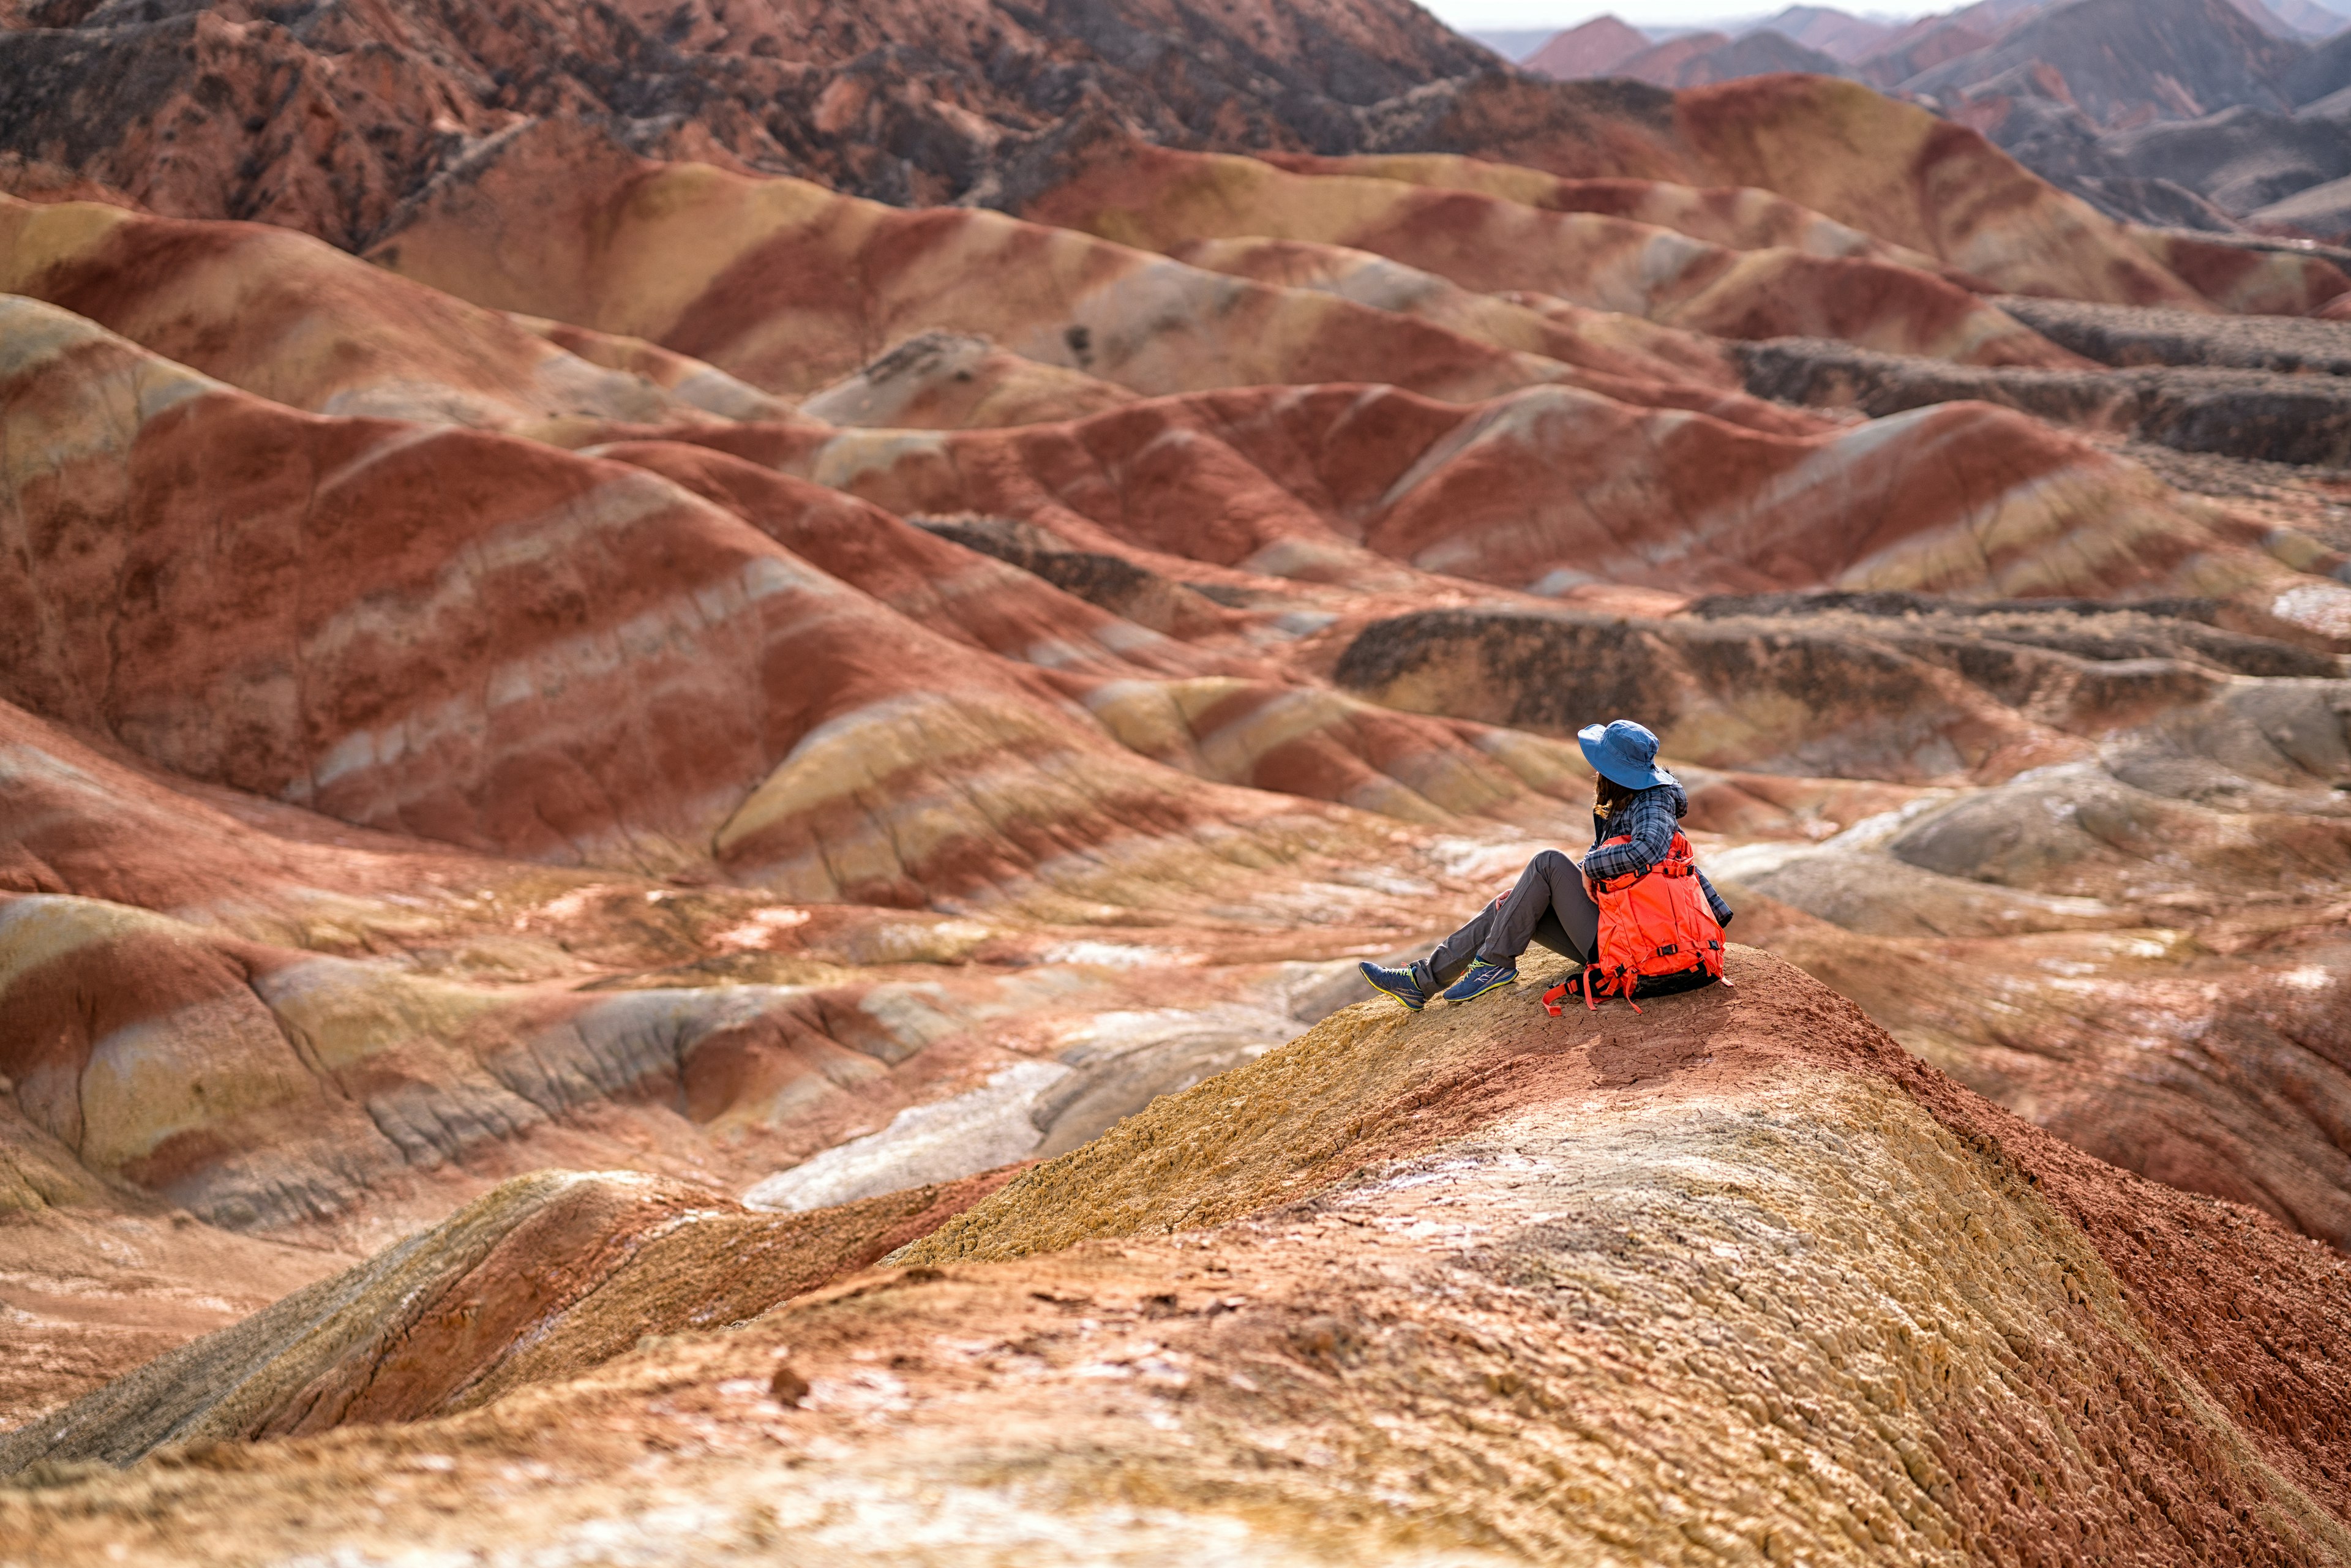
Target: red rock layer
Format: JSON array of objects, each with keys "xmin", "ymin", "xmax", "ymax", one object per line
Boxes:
[
  {"xmin": 0, "ymin": 297, "xmax": 1341, "ymax": 893},
  {"xmin": 577, "ymin": 441, "xmax": 1231, "ymax": 683},
  {"xmin": 1008, "ymin": 140, "xmax": 2083, "ymax": 367},
  {"xmin": 1254, "ymin": 160, "xmax": 1964, "ymax": 271},
  {"xmin": 2131, "ymin": 225, "xmax": 2351, "ymax": 316},
  {"xmin": 0, "ymin": 195, "xmax": 715, "ymax": 430},
  {"xmin": 4, "ymin": 291, "xmax": 1625, "ymax": 939},
  {"xmin": 590, "ymin": 445, "xmax": 1597, "ymax": 825},
  {"xmin": 0, "ymin": 697, "xmax": 534, "ymax": 941},
  {"xmin": 359, "ymin": 121, "xmax": 1756, "ymax": 410},
  {"xmin": 0, "ymin": 885, "xmax": 993, "ymax": 1229},
  {"xmin": 1352, "ymin": 71, "xmax": 2351, "ymax": 312},
  {"xmin": 663, "ymin": 379, "xmax": 2260, "ymax": 603}
]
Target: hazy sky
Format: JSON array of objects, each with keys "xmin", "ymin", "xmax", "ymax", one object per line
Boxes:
[{"xmin": 1422, "ymin": 1, "xmax": 1946, "ymax": 28}]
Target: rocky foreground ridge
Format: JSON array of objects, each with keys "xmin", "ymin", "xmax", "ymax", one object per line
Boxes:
[{"xmin": 7, "ymin": 953, "xmax": 2351, "ymax": 1564}]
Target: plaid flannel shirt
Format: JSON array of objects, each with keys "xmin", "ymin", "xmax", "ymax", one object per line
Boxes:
[{"xmin": 1579, "ymin": 778, "xmax": 1734, "ymax": 928}]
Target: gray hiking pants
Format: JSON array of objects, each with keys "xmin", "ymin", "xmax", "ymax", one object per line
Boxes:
[{"xmin": 1424, "ymin": 849, "xmax": 1600, "ymax": 987}]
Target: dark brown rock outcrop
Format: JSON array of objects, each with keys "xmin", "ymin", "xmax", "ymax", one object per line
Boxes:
[
  {"xmin": 0, "ymin": 0, "xmax": 1498, "ymax": 247},
  {"xmin": 1739, "ymin": 334, "xmax": 2351, "ymax": 467}
]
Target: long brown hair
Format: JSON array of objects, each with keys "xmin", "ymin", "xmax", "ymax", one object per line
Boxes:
[{"xmin": 1593, "ymin": 773, "xmax": 1639, "ymax": 819}]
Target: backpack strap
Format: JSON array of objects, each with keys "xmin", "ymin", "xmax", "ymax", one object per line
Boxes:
[
  {"xmin": 1584, "ymin": 964, "xmax": 1643, "ymax": 1015},
  {"xmin": 1541, "ymin": 969, "xmax": 1603, "ymax": 1015},
  {"xmin": 1542, "ymin": 966, "xmax": 1660, "ymax": 1019}
]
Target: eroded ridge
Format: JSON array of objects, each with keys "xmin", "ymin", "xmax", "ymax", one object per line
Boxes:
[{"xmin": 7, "ymin": 953, "xmax": 2350, "ymax": 1566}]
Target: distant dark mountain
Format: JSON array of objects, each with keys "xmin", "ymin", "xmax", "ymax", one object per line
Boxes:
[
  {"xmin": 2228, "ymin": 0, "xmax": 2319, "ymax": 37},
  {"xmin": 1872, "ymin": 0, "xmax": 2047, "ymax": 54},
  {"xmin": 2250, "ymin": 169, "xmax": 2351, "ymax": 234},
  {"xmin": 1526, "ymin": 0, "xmax": 2334, "ymax": 120},
  {"xmin": 1944, "ymin": 47, "xmax": 2351, "ymax": 239},
  {"xmin": 2286, "ymin": 26, "xmax": 2351, "ymax": 99},
  {"xmin": 1906, "ymin": 0, "xmax": 2307, "ymax": 126},
  {"xmin": 1608, "ymin": 30, "xmax": 1734, "ymax": 86},
  {"xmin": 1667, "ymin": 29, "xmax": 1856, "ymax": 86},
  {"xmin": 2238, "ymin": 0, "xmax": 2350, "ymax": 37},
  {"xmin": 1523, "ymin": 15, "xmax": 1652, "ymax": 79},
  {"xmin": 1872, "ymin": 0, "xmax": 2351, "ymax": 243},
  {"xmin": 1738, "ymin": 6, "xmax": 1896, "ymax": 62},
  {"xmin": 1860, "ymin": 20, "xmax": 2000, "ymax": 87},
  {"xmin": 1466, "ymin": 28, "xmax": 1563, "ymax": 62},
  {"xmin": 1594, "ymin": 26, "xmax": 1854, "ymax": 89},
  {"xmin": 2103, "ymin": 102, "xmax": 2351, "ymax": 211}
]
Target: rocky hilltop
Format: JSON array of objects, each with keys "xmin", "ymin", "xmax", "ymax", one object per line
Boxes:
[
  {"xmin": 9, "ymin": 954, "xmax": 2351, "ymax": 1562},
  {"xmin": 2, "ymin": 0, "xmax": 2350, "ymax": 1559}
]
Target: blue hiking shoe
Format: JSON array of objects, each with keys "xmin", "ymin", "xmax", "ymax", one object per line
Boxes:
[
  {"xmin": 1441, "ymin": 958, "xmax": 1518, "ymax": 1003},
  {"xmin": 1359, "ymin": 960, "xmax": 1430, "ymax": 1012}
]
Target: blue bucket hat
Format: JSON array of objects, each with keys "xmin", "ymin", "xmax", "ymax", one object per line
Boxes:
[{"xmin": 1578, "ymin": 719, "xmax": 1670, "ymax": 790}]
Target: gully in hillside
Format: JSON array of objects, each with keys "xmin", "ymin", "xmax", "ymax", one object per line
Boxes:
[{"xmin": 1361, "ymin": 720, "xmax": 1734, "ymax": 1011}]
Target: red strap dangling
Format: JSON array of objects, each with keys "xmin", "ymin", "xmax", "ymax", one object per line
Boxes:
[{"xmin": 1596, "ymin": 965, "xmax": 1640, "ymax": 1014}]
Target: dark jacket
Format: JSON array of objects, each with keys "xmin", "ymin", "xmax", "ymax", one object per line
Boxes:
[{"xmin": 1583, "ymin": 779, "xmax": 1733, "ymax": 928}]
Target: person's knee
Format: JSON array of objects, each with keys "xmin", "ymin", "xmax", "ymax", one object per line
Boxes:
[{"xmin": 1531, "ymin": 849, "xmax": 1570, "ymax": 877}]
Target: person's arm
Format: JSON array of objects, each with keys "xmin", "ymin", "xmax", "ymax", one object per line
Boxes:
[
  {"xmin": 1578, "ymin": 790, "xmax": 1676, "ymax": 883},
  {"xmin": 1697, "ymin": 868, "xmax": 1734, "ymax": 929}
]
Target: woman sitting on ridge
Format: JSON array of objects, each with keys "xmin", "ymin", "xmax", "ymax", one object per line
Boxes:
[{"xmin": 1360, "ymin": 719, "xmax": 1733, "ymax": 1009}]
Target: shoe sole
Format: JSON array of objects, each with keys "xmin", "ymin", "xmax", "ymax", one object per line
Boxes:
[
  {"xmin": 1362, "ymin": 973, "xmax": 1426, "ymax": 1012},
  {"xmin": 1443, "ymin": 973, "xmax": 1517, "ymax": 1003}
]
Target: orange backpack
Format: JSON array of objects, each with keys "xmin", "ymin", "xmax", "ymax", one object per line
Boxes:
[{"xmin": 1543, "ymin": 829, "xmax": 1726, "ymax": 1016}]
